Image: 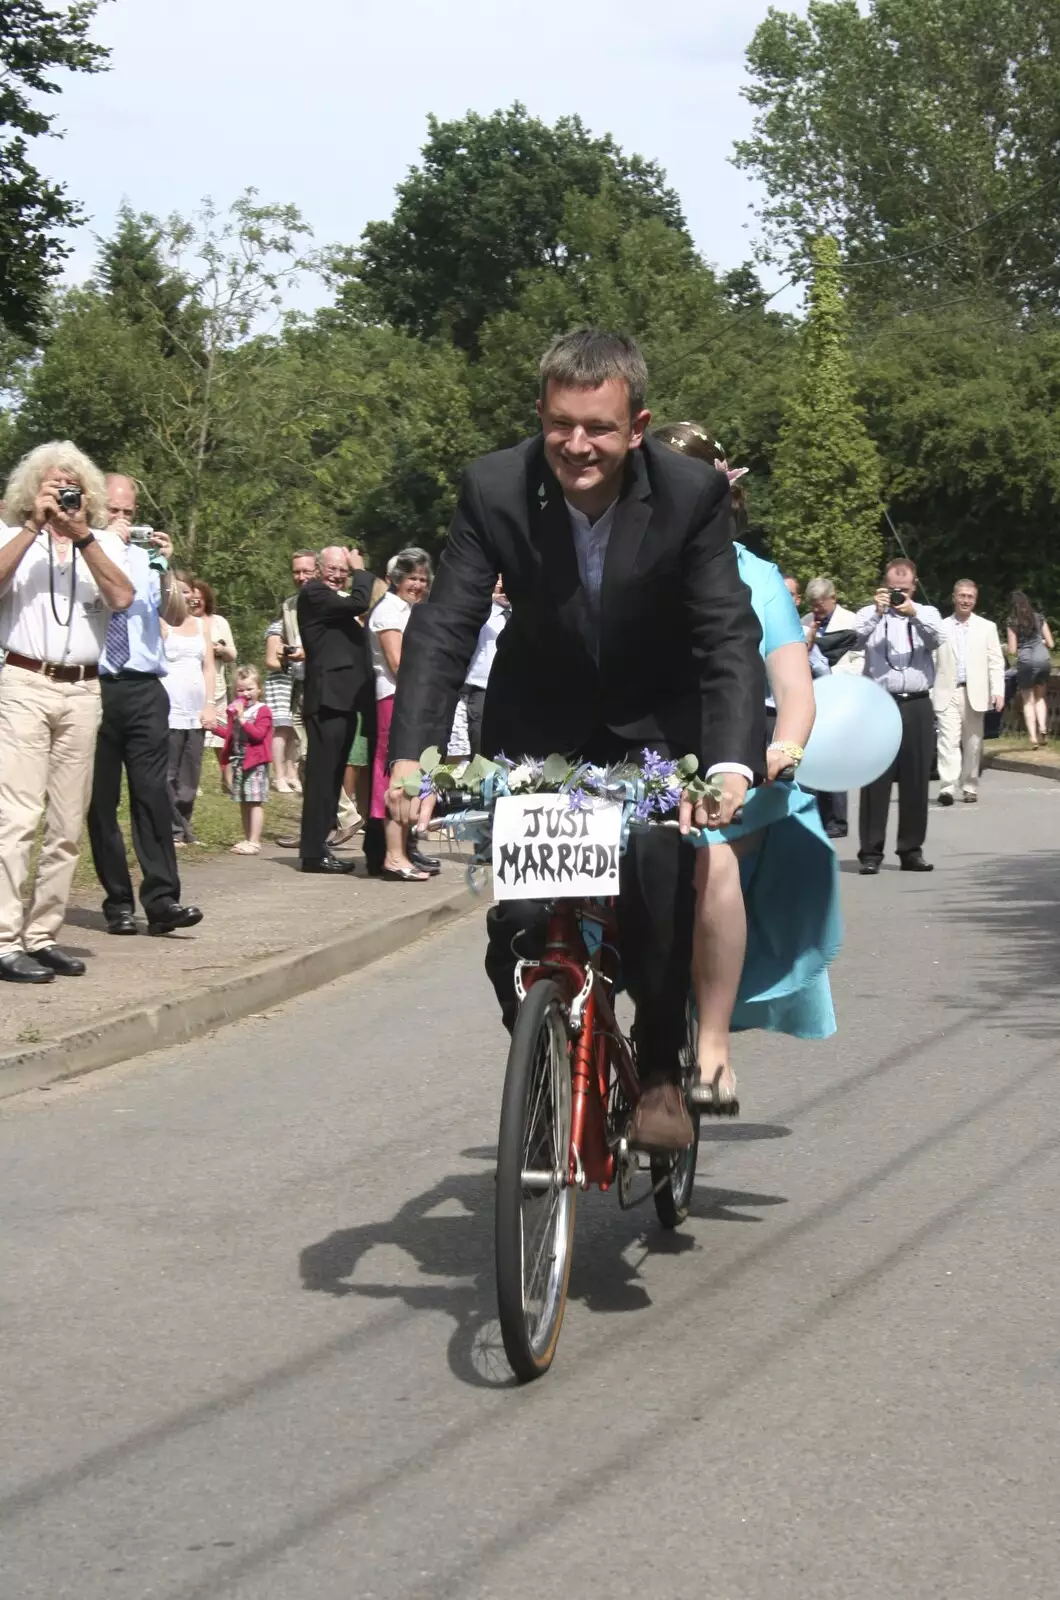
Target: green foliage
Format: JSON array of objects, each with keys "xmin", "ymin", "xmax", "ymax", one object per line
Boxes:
[
  {"xmin": 351, "ymin": 104, "xmax": 687, "ymax": 351},
  {"xmin": 770, "ymin": 236, "xmax": 883, "ymax": 600},
  {"xmin": 735, "ymin": 0, "xmax": 1060, "ymax": 312},
  {"xmin": 0, "ymin": 1, "xmax": 109, "ymax": 338}
]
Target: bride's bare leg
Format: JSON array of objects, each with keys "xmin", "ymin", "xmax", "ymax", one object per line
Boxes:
[{"xmin": 692, "ymin": 836, "xmax": 756, "ymax": 1100}]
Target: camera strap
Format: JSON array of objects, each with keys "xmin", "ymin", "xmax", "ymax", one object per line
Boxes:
[{"xmin": 46, "ymin": 530, "xmax": 78, "ymax": 656}]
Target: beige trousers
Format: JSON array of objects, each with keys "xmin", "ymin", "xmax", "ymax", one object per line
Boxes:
[
  {"xmin": 0, "ymin": 665, "xmax": 102, "ymax": 955},
  {"xmin": 936, "ymin": 686, "xmax": 984, "ymax": 796}
]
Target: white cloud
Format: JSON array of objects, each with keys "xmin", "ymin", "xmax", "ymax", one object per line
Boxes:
[{"xmin": 38, "ymin": 0, "xmax": 806, "ymax": 301}]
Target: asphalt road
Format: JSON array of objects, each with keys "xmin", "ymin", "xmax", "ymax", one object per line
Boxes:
[{"xmin": 3, "ymin": 769, "xmax": 1060, "ymax": 1600}]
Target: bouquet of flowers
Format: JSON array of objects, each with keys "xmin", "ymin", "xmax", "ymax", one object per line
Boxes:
[{"xmin": 398, "ymin": 747, "xmax": 721, "ymax": 820}]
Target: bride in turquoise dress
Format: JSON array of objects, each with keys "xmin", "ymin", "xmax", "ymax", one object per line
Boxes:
[{"xmin": 653, "ymin": 424, "xmax": 841, "ymax": 1114}]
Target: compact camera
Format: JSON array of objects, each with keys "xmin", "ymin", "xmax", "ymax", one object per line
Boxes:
[
  {"xmin": 890, "ymin": 588, "xmax": 907, "ymax": 608},
  {"xmin": 128, "ymin": 526, "xmax": 156, "ymax": 547},
  {"xmin": 57, "ymin": 486, "xmax": 83, "ymax": 512}
]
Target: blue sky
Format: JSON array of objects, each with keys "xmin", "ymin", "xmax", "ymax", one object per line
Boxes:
[{"xmin": 39, "ymin": 0, "xmax": 805, "ymax": 304}]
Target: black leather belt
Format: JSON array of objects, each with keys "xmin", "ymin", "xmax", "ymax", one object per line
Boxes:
[{"xmin": 891, "ymin": 690, "xmax": 930, "ymax": 701}]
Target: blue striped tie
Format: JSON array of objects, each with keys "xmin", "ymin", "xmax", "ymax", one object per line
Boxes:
[{"xmin": 105, "ymin": 609, "xmax": 130, "ymax": 672}]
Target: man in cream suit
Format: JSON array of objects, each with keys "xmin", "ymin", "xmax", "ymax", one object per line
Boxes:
[{"xmin": 933, "ymin": 578, "xmax": 1005, "ymax": 805}]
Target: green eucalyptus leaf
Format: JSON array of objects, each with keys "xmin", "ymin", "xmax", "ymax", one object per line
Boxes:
[
  {"xmin": 542, "ymin": 753, "xmax": 571, "ymax": 785},
  {"xmin": 677, "ymin": 753, "xmax": 700, "ymax": 778},
  {"xmin": 434, "ymin": 769, "xmax": 457, "ymax": 790},
  {"xmin": 419, "ymin": 746, "xmax": 442, "ymax": 773},
  {"xmin": 401, "ymin": 776, "xmax": 422, "ymax": 797}
]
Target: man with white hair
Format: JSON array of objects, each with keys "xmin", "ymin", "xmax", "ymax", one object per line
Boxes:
[
  {"xmin": 296, "ymin": 544, "xmax": 377, "ymax": 872},
  {"xmin": 0, "ymin": 443, "xmax": 134, "ymax": 982}
]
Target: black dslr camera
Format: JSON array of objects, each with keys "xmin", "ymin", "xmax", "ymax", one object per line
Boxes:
[
  {"xmin": 57, "ymin": 487, "xmax": 83, "ymax": 512},
  {"xmin": 890, "ymin": 587, "xmax": 907, "ymax": 609}
]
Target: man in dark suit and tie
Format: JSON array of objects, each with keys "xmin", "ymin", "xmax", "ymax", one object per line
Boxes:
[
  {"xmin": 297, "ymin": 545, "xmax": 376, "ymax": 874},
  {"xmin": 388, "ymin": 328, "xmax": 764, "ymax": 1150}
]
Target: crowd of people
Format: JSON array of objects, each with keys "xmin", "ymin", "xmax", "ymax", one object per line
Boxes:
[{"xmin": 0, "ymin": 349, "xmax": 1052, "ymax": 1025}]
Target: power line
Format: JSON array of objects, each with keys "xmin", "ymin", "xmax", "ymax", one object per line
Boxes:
[{"xmin": 836, "ymin": 173, "xmax": 1060, "ymax": 273}]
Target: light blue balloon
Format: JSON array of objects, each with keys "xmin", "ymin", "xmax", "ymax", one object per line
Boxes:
[{"xmin": 797, "ymin": 674, "xmax": 902, "ymax": 791}]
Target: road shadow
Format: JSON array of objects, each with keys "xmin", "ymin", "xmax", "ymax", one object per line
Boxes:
[
  {"xmin": 933, "ymin": 847, "xmax": 1060, "ymax": 1041},
  {"xmin": 299, "ymin": 1156, "xmax": 785, "ymax": 1389}
]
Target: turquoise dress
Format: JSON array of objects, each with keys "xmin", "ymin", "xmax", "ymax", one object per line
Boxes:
[{"xmin": 694, "ymin": 546, "xmax": 840, "ymax": 1039}]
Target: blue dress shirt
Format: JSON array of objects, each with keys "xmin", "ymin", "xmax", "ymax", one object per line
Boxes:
[{"xmin": 99, "ymin": 544, "xmax": 167, "ymax": 677}]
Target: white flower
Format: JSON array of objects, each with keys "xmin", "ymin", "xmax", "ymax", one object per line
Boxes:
[{"xmin": 508, "ymin": 763, "xmax": 535, "ymax": 791}]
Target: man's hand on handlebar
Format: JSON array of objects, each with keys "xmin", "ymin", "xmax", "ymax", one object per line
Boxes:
[
  {"xmin": 387, "ymin": 758, "xmax": 436, "ymax": 832},
  {"xmin": 679, "ymin": 771, "xmax": 749, "ymax": 834}
]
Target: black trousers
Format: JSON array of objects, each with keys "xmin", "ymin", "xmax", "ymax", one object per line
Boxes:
[
  {"xmin": 88, "ymin": 674, "xmax": 181, "ymax": 918},
  {"xmin": 483, "ymin": 732, "xmax": 696, "ymax": 1078},
  {"xmin": 815, "ymin": 788, "xmax": 848, "ymax": 834},
  {"xmin": 859, "ymin": 694, "xmax": 934, "ymax": 862},
  {"xmin": 464, "ymin": 686, "xmax": 486, "ymax": 757},
  {"xmin": 301, "ymin": 706, "xmax": 358, "ymax": 861}
]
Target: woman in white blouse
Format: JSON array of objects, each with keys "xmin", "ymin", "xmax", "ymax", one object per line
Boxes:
[
  {"xmin": 368, "ymin": 547, "xmax": 433, "ymax": 881},
  {"xmin": 161, "ymin": 571, "xmax": 216, "ymax": 845},
  {"xmin": 188, "ymin": 579, "xmax": 236, "ymax": 788}
]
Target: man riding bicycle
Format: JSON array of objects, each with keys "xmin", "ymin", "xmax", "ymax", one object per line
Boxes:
[{"xmin": 387, "ymin": 329, "xmax": 765, "ymax": 1152}]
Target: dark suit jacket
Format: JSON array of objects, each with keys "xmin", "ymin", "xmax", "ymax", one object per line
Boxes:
[
  {"xmin": 389, "ymin": 435, "xmax": 765, "ymax": 775},
  {"xmin": 297, "ymin": 574, "xmax": 377, "ymax": 716}
]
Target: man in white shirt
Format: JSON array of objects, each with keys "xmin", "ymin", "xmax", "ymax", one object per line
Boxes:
[
  {"xmin": 803, "ymin": 576, "xmax": 863, "ymax": 838},
  {"xmin": 0, "ymin": 444, "xmax": 134, "ymax": 983},
  {"xmin": 854, "ymin": 557, "xmax": 943, "ymax": 875},
  {"xmin": 932, "ymin": 578, "xmax": 1005, "ymax": 806},
  {"xmin": 86, "ymin": 475, "xmax": 204, "ymax": 936},
  {"xmin": 449, "ymin": 578, "xmax": 510, "ymax": 757}
]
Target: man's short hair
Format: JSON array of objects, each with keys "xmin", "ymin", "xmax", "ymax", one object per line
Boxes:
[
  {"xmin": 953, "ymin": 577, "xmax": 978, "ymax": 592},
  {"xmin": 291, "ymin": 548, "xmax": 319, "ymax": 565},
  {"xmin": 885, "ymin": 557, "xmax": 917, "ymax": 578},
  {"xmin": 805, "ymin": 577, "xmax": 837, "ymax": 604},
  {"xmin": 539, "ymin": 328, "xmax": 648, "ymax": 416}
]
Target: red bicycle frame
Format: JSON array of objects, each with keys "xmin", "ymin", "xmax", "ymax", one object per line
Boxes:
[{"xmin": 519, "ymin": 900, "xmax": 642, "ymax": 1191}]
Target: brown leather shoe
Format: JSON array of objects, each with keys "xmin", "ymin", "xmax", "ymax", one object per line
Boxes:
[{"xmin": 628, "ymin": 1080, "xmax": 694, "ymax": 1154}]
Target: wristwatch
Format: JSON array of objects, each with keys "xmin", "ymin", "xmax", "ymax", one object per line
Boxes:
[{"xmin": 72, "ymin": 532, "xmax": 96, "ymax": 551}]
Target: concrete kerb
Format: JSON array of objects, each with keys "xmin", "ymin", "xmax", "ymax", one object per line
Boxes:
[
  {"xmin": 982, "ymin": 754, "xmax": 1060, "ymax": 782},
  {"xmin": 0, "ymin": 884, "xmax": 477, "ymax": 1101}
]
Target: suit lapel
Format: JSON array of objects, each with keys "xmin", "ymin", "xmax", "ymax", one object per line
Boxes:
[
  {"xmin": 600, "ymin": 449, "xmax": 652, "ymax": 615},
  {"xmin": 529, "ymin": 453, "xmax": 595, "ymax": 655}
]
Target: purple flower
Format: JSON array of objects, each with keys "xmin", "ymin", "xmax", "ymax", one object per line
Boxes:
[
  {"xmin": 567, "ymin": 787, "xmax": 591, "ymax": 812},
  {"xmin": 634, "ymin": 795, "xmax": 653, "ymax": 822},
  {"xmin": 641, "ymin": 747, "xmax": 678, "ymax": 784},
  {"xmin": 419, "ymin": 774, "xmax": 434, "ymax": 799}
]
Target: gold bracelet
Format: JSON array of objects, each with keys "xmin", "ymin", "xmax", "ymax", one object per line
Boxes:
[{"xmin": 768, "ymin": 739, "xmax": 804, "ymax": 765}]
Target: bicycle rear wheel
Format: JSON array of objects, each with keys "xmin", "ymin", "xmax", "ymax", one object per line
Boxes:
[
  {"xmin": 495, "ymin": 978, "xmax": 576, "ymax": 1382},
  {"xmin": 651, "ymin": 996, "xmax": 701, "ymax": 1228}
]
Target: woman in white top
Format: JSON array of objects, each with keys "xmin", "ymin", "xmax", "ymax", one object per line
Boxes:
[
  {"xmin": 368, "ymin": 547, "xmax": 432, "ymax": 881},
  {"xmin": 188, "ymin": 579, "xmax": 237, "ymax": 779},
  {"xmin": 161, "ymin": 571, "xmax": 216, "ymax": 845}
]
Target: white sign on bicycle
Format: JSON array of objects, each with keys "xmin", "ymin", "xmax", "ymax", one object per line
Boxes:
[{"xmin": 491, "ymin": 795, "xmax": 623, "ymax": 901}]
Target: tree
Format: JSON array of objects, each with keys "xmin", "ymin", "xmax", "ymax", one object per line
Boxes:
[
  {"xmin": 734, "ymin": 0, "xmax": 1060, "ymax": 313},
  {"xmin": 95, "ymin": 204, "xmax": 195, "ymax": 355},
  {"xmin": 0, "ymin": 1, "xmax": 110, "ymax": 338},
  {"xmin": 127, "ymin": 191, "xmax": 314, "ymax": 555},
  {"xmin": 770, "ymin": 236, "xmax": 883, "ymax": 599},
  {"xmin": 349, "ymin": 104, "xmax": 687, "ymax": 351}
]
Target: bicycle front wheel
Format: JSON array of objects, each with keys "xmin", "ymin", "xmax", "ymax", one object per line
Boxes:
[{"xmin": 495, "ymin": 977, "xmax": 576, "ymax": 1382}]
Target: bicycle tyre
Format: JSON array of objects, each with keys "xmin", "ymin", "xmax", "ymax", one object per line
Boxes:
[
  {"xmin": 651, "ymin": 997, "xmax": 701, "ymax": 1229},
  {"xmin": 495, "ymin": 978, "xmax": 576, "ymax": 1382}
]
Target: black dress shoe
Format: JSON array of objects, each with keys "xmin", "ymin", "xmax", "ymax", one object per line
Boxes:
[
  {"xmin": 408, "ymin": 847, "xmax": 441, "ymax": 876},
  {"xmin": 900, "ymin": 853, "xmax": 934, "ymax": 872},
  {"xmin": 147, "ymin": 903, "xmax": 205, "ymax": 936},
  {"xmin": 0, "ymin": 951, "xmax": 54, "ymax": 984},
  {"xmin": 937, "ymin": 791, "xmax": 955, "ymax": 808},
  {"xmin": 859, "ymin": 859, "xmax": 881, "ymax": 876},
  {"xmin": 31, "ymin": 944, "xmax": 86, "ymax": 976},
  {"xmin": 825, "ymin": 823, "xmax": 848, "ymax": 839},
  {"xmin": 105, "ymin": 910, "xmax": 138, "ymax": 935},
  {"xmin": 300, "ymin": 852, "xmax": 357, "ymax": 875}
]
